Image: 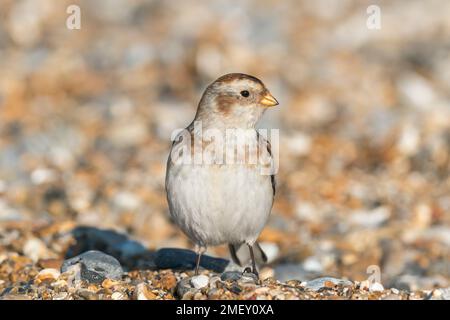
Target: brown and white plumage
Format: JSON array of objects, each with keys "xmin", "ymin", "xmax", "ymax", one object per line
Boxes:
[{"xmin": 165, "ymin": 73, "xmax": 278, "ymax": 276}]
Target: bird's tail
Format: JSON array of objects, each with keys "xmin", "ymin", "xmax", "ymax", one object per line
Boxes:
[{"xmin": 228, "ymin": 242, "xmax": 268, "ymax": 267}]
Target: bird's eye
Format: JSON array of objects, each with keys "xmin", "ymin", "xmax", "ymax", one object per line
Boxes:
[{"xmin": 240, "ymin": 90, "xmax": 250, "ymax": 98}]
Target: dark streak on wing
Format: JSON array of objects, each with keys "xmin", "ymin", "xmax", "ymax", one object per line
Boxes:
[
  {"xmin": 257, "ymin": 131, "xmax": 276, "ymax": 196},
  {"xmin": 267, "ymin": 141, "xmax": 276, "ymax": 196}
]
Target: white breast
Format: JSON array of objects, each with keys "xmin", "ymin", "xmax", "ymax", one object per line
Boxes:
[{"xmin": 166, "ymin": 161, "xmax": 273, "ymax": 247}]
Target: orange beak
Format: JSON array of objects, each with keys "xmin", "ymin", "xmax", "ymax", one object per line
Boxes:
[{"xmin": 260, "ymin": 92, "xmax": 279, "ymax": 107}]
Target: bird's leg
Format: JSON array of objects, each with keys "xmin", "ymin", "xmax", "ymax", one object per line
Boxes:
[
  {"xmin": 247, "ymin": 244, "xmax": 259, "ymax": 279},
  {"xmin": 194, "ymin": 245, "xmax": 206, "ymax": 275}
]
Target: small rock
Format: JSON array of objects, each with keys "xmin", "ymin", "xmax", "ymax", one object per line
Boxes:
[
  {"xmin": 154, "ymin": 248, "xmax": 229, "ymax": 273},
  {"xmin": 221, "ymin": 271, "xmax": 242, "ymax": 282},
  {"xmin": 52, "ymin": 292, "xmax": 68, "ymax": 300},
  {"xmin": 302, "ymin": 256, "xmax": 324, "ymax": 273},
  {"xmin": 111, "ymin": 239, "xmax": 147, "ymax": 260},
  {"xmin": 66, "ymin": 227, "xmax": 128, "ymax": 257},
  {"xmin": 382, "ymin": 294, "xmax": 401, "ymax": 300},
  {"xmin": 370, "ymin": 282, "xmax": 384, "ymax": 292},
  {"xmin": 61, "ymin": 250, "xmax": 123, "ymax": 284},
  {"xmin": 38, "ymin": 258, "xmax": 63, "ymax": 270},
  {"xmin": 160, "ymin": 273, "xmax": 178, "ymax": 291},
  {"xmin": 64, "ymin": 264, "xmax": 82, "ymax": 287},
  {"xmin": 191, "ymin": 275, "xmax": 209, "ymax": 289},
  {"xmin": 134, "ymin": 283, "xmax": 157, "ymax": 300},
  {"xmin": 441, "ymin": 288, "xmax": 450, "ymax": 300},
  {"xmin": 360, "ymin": 280, "xmax": 370, "ymax": 290},
  {"xmin": 209, "ymin": 275, "xmax": 221, "ymax": 289},
  {"xmin": 391, "ymin": 288, "xmax": 400, "ymax": 294},
  {"xmin": 111, "ymin": 292, "xmax": 126, "ymax": 300},
  {"xmin": 259, "ymin": 267, "xmax": 275, "ymax": 280},
  {"xmin": 230, "ymin": 283, "xmax": 243, "ymax": 294},
  {"xmin": 431, "ymin": 288, "xmax": 450, "ymax": 300},
  {"xmin": 77, "ymin": 289, "xmax": 97, "ymax": 300},
  {"xmin": 176, "ymin": 278, "xmax": 194, "ymax": 298},
  {"xmin": 240, "ymin": 272, "xmax": 259, "ymax": 283},
  {"xmin": 113, "ymin": 192, "xmax": 142, "ymax": 211},
  {"xmin": 36, "ymin": 268, "xmax": 60, "ymax": 282},
  {"xmin": 23, "ymin": 238, "xmax": 50, "ymax": 262},
  {"xmin": 349, "ymin": 206, "xmax": 391, "ymax": 228},
  {"xmin": 101, "ymin": 278, "xmax": 120, "ymax": 289},
  {"xmin": 304, "ymin": 277, "xmax": 353, "ymax": 292}
]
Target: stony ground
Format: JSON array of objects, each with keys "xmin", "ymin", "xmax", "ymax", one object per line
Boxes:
[
  {"xmin": 1, "ymin": 220, "xmax": 449, "ymax": 300},
  {"xmin": 1, "ymin": 1, "xmax": 450, "ymax": 300}
]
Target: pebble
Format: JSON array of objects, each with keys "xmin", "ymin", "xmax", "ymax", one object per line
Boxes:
[
  {"xmin": 190, "ymin": 275, "xmax": 209, "ymax": 289},
  {"xmin": 240, "ymin": 272, "xmax": 259, "ymax": 284},
  {"xmin": 391, "ymin": 288, "xmax": 400, "ymax": 294},
  {"xmin": 360, "ymin": 280, "xmax": 370, "ymax": 290},
  {"xmin": 304, "ymin": 277, "xmax": 353, "ymax": 292},
  {"xmin": 111, "ymin": 240, "xmax": 147, "ymax": 260},
  {"xmin": 101, "ymin": 278, "xmax": 120, "ymax": 289},
  {"xmin": 111, "ymin": 292, "xmax": 126, "ymax": 300},
  {"xmin": 23, "ymin": 238, "xmax": 50, "ymax": 262},
  {"xmin": 52, "ymin": 292, "xmax": 69, "ymax": 300},
  {"xmin": 36, "ymin": 268, "xmax": 60, "ymax": 282},
  {"xmin": 160, "ymin": 273, "xmax": 178, "ymax": 290},
  {"xmin": 77, "ymin": 289, "xmax": 97, "ymax": 300},
  {"xmin": 220, "ymin": 271, "xmax": 242, "ymax": 282},
  {"xmin": 431, "ymin": 288, "xmax": 450, "ymax": 300},
  {"xmin": 61, "ymin": 250, "xmax": 123, "ymax": 284},
  {"xmin": 134, "ymin": 283, "xmax": 157, "ymax": 300},
  {"xmin": 302, "ymin": 256, "xmax": 324, "ymax": 273},
  {"xmin": 38, "ymin": 258, "xmax": 63, "ymax": 270},
  {"xmin": 349, "ymin": 206, "xmax": 391, "ymax": 228},
  {"xmin": 176, "ymin": 278, "xmax": 194, "ymax": 298},
  {"xmin": 154, "ymin": 248, "xmax": 229, "ymax": 273},
  {"xmin": 369, "ymin": 282, "xmax": 385, "ymax": 292}
]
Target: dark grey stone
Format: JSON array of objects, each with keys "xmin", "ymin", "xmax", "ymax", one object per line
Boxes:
[
  {"xmin": 154, "ymin": 248, "xmax": 229, "ymax": 273},
  {"xmin": 240, "ymin": 272, "xmax": 259, "ymax": 283},
  {"xmin": 61, "ymin": 250, "xmax": 123, "ymax": 283},
  {"xmin": 220, "ymin": 271, "xmax": 242, "ymax": 282},
  {"xmin": 176, "ymin": 278, "xmax": 193, "ymax": 298}
]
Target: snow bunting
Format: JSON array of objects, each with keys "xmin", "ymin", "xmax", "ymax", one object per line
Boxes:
[{"xmin": 165, "ymin": 73, "xmax": 278, "ymax": 277}]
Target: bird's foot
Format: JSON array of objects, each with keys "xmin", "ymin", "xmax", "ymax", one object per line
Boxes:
[{"xmin": 242, "ymin": 267, "xmax": 260, "ymax": 284}]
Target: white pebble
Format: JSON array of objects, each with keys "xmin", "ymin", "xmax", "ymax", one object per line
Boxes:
[
  {"xmin": 370, "ymin": 282, "xmax": 384, "ymax": 292},
  {"xmin": 37, "ymin": 268, "xmax": 60, "ymax": 279},
  {"xmin": 31, "ymin": 168, "xmax": 56, "ymax": 185},
  {"xmin": 190, "ymin": 275, "xmax": 209, "ymax": 289},
  {"xmin": 23, "ymin": 238, "xmax": 48, "ymax": 262},
  {"xmin": 111, "ymin": 292, "xmax": 126, "ymax": 300}
]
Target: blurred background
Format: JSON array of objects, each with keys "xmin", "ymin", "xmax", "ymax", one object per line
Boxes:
[{"xmin": 0, "ymin": 0, "xmax": 449, "ymax": 290}]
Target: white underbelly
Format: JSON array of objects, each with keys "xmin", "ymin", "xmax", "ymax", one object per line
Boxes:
[{"xmin": 166, "ymin": 163, "xmax": 273, "ymax": 246}]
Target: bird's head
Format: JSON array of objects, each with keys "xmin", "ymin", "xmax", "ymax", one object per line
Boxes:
[{"xmin": 195, "ymin": 73, "xmax": 278, "ymax": 128}]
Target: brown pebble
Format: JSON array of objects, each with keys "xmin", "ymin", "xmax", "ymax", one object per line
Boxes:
[
  {"xmin": 38, "ymin": 259, "xmax": 63, "ymax": 270},
  {"xmin": 134, "ymin": 283, "xmax": 157, "ymax": 300},
  {"xmin": 160, "ymin": 273, "xmax": 177, "ymax": 291}
]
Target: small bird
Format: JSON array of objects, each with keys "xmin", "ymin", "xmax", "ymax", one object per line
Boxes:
[{"xmin": 165, "ymin": 73, "xmax": 278, "ymax": 277}]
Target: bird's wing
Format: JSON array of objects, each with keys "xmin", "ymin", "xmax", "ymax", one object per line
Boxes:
[{"xmin": 257, "ymin": 131, "xmax": 276, "ymax": 196}]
